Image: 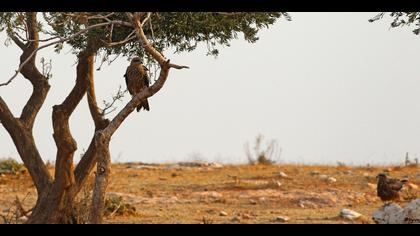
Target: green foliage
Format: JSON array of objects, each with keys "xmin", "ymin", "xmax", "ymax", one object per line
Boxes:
[
  {"xmin": 0, "ymin": 12, "xmax": 288, "ymax": 64},
  {"xmin": 0, "ymin": 158, "xmax": 26, "ymax": 175},
  {"xmin": 104, "ymin": 194, "xmax": 136, "ymax": 216},
  {"xmin": 369, "ymin": 12, "xmax": 420, "ymax": 35},
  {"xmin": 47, "ymin": 12, "xmax": 287, "ymax": 56}
]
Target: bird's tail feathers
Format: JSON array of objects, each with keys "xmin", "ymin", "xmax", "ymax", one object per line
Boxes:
[{"xmin": 136, "ymin": 99, "xmax": 150, "ymax": 112}]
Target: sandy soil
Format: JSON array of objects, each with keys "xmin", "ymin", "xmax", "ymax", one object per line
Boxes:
[{"xmin": 0, "ymin": 163, "xmax": 418, "ymax": 224}]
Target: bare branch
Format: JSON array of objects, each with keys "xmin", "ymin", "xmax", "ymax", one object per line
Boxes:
[
  {"xmin": 169, "ymin": 63, "xmax": 190, "ymax": 69},
  {"xmin": 0, "ymin": 20, "xmax": 132, "ymax": 87},
  {"xmin": 8, "ymin": 33, "xmax": 26, "ymax": 49},
  {"xmin": 98, "ymin": 12, "xmax": 189, "ymax": 138},
  {"xmin": 101, "ymin": 30, "xmax": 136, "ymax": 47},
  {"xmin": 142, "ymin": 12, "xmax": 152, "ymax": 26},
  {"xmin": 86, "ymin": 12, "xmax": 115, "ymax": 22},
  {"xmin": 100, "ymin": 86, "xmax": 127, "ymax": 116}
]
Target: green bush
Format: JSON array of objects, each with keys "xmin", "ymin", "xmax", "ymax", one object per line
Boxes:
[
  {"xmin": 0, "ymin": 159, "xmax": 26, "ymax": 175},
  {"xmin": 104, "ymin": 195, "xmax": 136, "ymax": 217}
]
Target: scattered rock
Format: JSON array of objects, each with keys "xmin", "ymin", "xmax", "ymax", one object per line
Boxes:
[
  {"xmin": 383, "ymin": 168, "xmax": 393, "ymax": 173},
  {"xmin": 258, "ymin": 197, "xmax": 267, "ymax": 203},
  {"xmin": 277, "ymin": 172, "xmax": 288, "ymax": 178},
  {"xmin": 231, "ymin": 216, "xmax": 241, "ymax": 222},
  {"xmin": 372, "ymin": 203, "xmax": 405, "ymax": 224},
  {"xmin": 18, "ymin": 216, "xmax": 28, "ymax": 223},
  {"xmin": 363, "ymin": 173, "xmax": 370, "ymax": 178},
  {"xmin": 340, "ymin": 208, "xmax": 363, "ymax": 221},
  {"xmin": 210, "ymin": 163, "xmax": 224, "ymax": 168},
  {"xmin": 402, "ymin": 199, "xmax": 420, "ymax": 224},
  {"xmin": 319, "ymin": 174, "xmax": 329, "ymax": 180},
  {"xmin": 171, "ymin": 173, "xmax": 178, "ymax": 178},
  {"xmin": 407, "ymin": 183, "xmax": 418, "ymax": 190},
  {"xmin": 298, "ymin": 200, "xmax": 318, "ymax": 209},
  {"xmin": 327, "ymin": 177, "xmax": 337, "ymax": 184},
  {"xmin": 249, "ymin": 199, "xmax": 257, "ymax": 205},
  {"xmin": 219, "ymin": 211, "xmax": 228, "ymax": 217},
  {"xmin": 275, "ymin": 215, "xmax": 290, "ymax": 223},
  {"xmin": 367, "ymin": 183, "xmax": 377, "ymax": 190},
  {"xmin": 273, "ymin": 180, "xmax": 282, "ymax": 187},
  {"xmin": 242, "ymin": 213, "xmax": 252, "ymax": 220},
  {"xmin": 177, "ymin": 162, "xmax": 223, "ymax": 168}
]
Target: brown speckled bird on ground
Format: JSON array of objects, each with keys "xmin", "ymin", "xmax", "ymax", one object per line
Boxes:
[
  {"xmin": 376, "ymin": 173, "xmax": 408, "ymax": 205},
  {"xmin": 124, "ymin": 57, "xmax": 151, "ymax": 112}
]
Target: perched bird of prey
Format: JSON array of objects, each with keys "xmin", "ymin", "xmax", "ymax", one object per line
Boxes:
[
  {"xmin": 376, "ymin": 173, "xmax": 408, "ymax": 204},
  {"xmin": 124, "ymin": 57, "xmax": 150, "ymax": 112}
]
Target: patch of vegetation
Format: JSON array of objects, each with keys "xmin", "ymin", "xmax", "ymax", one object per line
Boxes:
[
  {"xmin": 245, "ymin": 135, "xmax": 282, "ymax": 165},
  {"xmin": 0, "ymin": 159, "xmax": 26, "ymax": 175},
  {"xmin": 72, "ymin": 177, "xmax": 94, "ymax": 224},
  {"xmin": 104, "ymin": 195, "xmax": 136, "ymax": 217},
  {"xmin": 72, "ymin": 176, "xmax": 137, "ymax": 223}
]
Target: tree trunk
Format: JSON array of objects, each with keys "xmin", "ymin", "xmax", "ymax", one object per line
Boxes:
[
  {"xmin": 90, "ymin": 132, "xmax": 111, "ymax": 224},
  {"xmin": 27, "ymin": 186, "xmax": 77, "ymax": 224}
]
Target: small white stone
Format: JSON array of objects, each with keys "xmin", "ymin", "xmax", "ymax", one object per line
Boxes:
[
  {"xmin": 327, "ymin": 177, "xmax": 337, "ymax": 183},
  {"xmin": 210, "ymin": 163, "xmax": 223, "ymax": 168},
  {"xmin": 231, "ymin": 216, "xmax": 241, "ymax": 222},
  {"xmin": 277, "ymin": 172, "xmax": 288, "ymax": 178},
  {"xmin": 407, "ymin": 183, "xmax": 418, "ymax": 190},
  {"xmin": 258, "ymin": 197, "xmax": 267, "ymax": 203},
  {"xmin": 219, "ymin": 211, "xmax": 228, "ymax": 217},
  {"xmin": 18, "ymin": 216, "xmax": 28, "ymax": 223},
  {"xmin": 340, "ymin": 208, "xmax": 362, "ymax": 220},
  {"xmin": 367, "ymin": 183, "xmax": 377, "ymax": 190},
  {"xmin": 319, "ymin": 174, "xmax": 329, "ymax": 180},
  {"xmin": 274, "ymin": 180, "xmax": 282, "ymax": 187},
  {"xmin": 249, "ymin": 199, "xmax": 257, "ymax": 205},
  {"xmin": 275, "ymin": 215, "xmax": 290, "ymax": 222}
]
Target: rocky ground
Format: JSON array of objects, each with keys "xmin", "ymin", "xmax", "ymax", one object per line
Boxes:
[{"xmin": 0, "ymin": 162, "xmax": 419, "ymax": 224}]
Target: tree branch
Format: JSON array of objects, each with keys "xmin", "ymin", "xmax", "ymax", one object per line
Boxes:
[
  {"xmin": 100, "ymin": 30, "xmax": 136, "ymax": 47},
  {"xmin": 0, "ymin": 13, "xmax": 53, "ymax": 193},
  {"xmin": 18, "ymin": 12, "xmax": 51, "ymax": 130},
  {"xmin": 100, "ymin": 12, "xmax": 189, "ymax": 138},
  {"xmin": 0, "ymin": 97, "xmax": 16, "ymax": 126},
  {"xmin": 0, "ymin": 97, "xmax": 53, "ymax": 191},
  {"xmin": 0, "ymin": 19, "xmax": 132, "ymax": 87},
  {"xmin": 8, "ymin": 33, "xmax": 26, "ymax": 50},
  {"xmin": 52, "ymin": 49, "xmax": 96, "ymax": 194}
]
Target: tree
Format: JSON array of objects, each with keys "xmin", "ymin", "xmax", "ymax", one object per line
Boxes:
[
  {"xmin": 369, "ymin": 12, "xmax": 420, "ymax": 35},
  {"xmin": 0, "ymin": 12, "xmax": 288, "ymax": 223}
]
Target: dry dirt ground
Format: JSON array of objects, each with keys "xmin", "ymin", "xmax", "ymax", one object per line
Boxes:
[{"xmin": 0, "ymin": 163, "xmax": 419, "ymax": 224}]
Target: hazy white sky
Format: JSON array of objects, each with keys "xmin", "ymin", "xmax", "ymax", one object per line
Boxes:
[{"xmin": 1, "ymin": 12, "xmax": 420, "ymax": 165}]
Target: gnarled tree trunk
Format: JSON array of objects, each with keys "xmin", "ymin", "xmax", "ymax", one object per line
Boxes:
[{"xmin": 0, "ymin": 12, "xmax": 187, "ymax": 224}]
